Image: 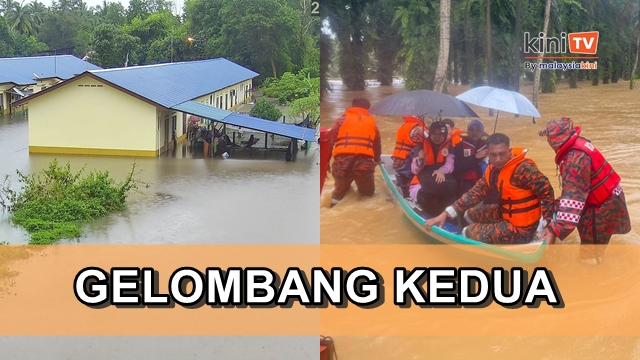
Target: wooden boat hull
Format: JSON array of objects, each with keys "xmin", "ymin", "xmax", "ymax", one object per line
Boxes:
[{"xmin": 379, "ymin": 155, "xmax": 546, "ymax": 264}]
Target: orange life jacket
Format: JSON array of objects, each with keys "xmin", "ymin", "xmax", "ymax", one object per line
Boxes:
[
  {"xmin": 392, "ymin": 116, "xmax": 426, "ymax": 161},
  {"xmin": 332, "ymin": 107, "xmax": 377, "ymax": 157},
  {"xmin": 422, "ymin": 139, "xmax": 451, "ymax": 167},
  {"xmin": 409, "ymin": 139, "xmax": 452, "ymax": 186},
  {"xmin": 554, "ymin": 126, "xmax": 621, "ymax": 207},
  {"xmin": 449, "ymin": 128, "xmax": 464, "ymax": 147},
  {"xmin": 484, "ymin": 147, "xmax": 541, "ymax": 228}
]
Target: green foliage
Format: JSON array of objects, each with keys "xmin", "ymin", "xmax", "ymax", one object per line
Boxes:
[
  {"xmin": 261, "ymin": 70, "xmax": 319, "ymax": 105},
  {"xmin": 91, "ymin": 23, "xmax": 141, "ymax": 68},
  {"xmin": 393, "ymin": 0, "xmax": 439, "ymax": 91},
  {"xmin": 249, "ymin": 98, "xmax": 282, "ymax": 121},
  {"xmin": 207, "ymin": 0, "xmax": 300, "ymax": 81},
  {"xmin": 0, "ymin": 159, "xmax": 147, "ymax": 244}
]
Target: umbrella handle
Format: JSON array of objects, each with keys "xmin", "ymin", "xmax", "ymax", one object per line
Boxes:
[{"xmin": 493, "ymin": 110, "xmax": 500, "ymax": 134}]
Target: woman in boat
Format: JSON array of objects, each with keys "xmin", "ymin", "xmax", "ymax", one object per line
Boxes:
[
  {"xmin": 425, "ymin": 133, "xmax": 555, "ymax": 244},
  {"xmin": 411, "ymin": 121, "xmax": 457, "ymax": 217},
  {"xmin": 453, "ymin": 119, "xmax": 489, "ymax": 197}
]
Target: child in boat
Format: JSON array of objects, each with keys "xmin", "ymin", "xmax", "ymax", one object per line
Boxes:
[{"xmin": 425, "ymin": 133, "xmax": 555, "ymax": 244}]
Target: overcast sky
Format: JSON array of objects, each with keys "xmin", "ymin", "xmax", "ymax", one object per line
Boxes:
[{"xmin": 35, "ymin": 0, "xmax": 185, "ymax": 16}]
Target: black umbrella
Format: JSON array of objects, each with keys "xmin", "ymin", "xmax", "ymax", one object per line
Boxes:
[{"xmin": 369, "ymin": 89, "xmax": 480, "ymax": 119}]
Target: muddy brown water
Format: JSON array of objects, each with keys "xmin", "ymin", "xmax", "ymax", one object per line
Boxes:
[
  {"xmin": 0, "ymin": 113, "xmax": 319, "ymax": 359},
  {"xmin": 320, "ymin": 79, "xmax": 640, "ymax": 359}
]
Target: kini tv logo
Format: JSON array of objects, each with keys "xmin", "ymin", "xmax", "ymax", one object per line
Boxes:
[
  {"xmin": 523, "ymin": 31, "xmax": 598, "ymax": 71},
  {"xmin": 524, "ymin": 31, "xmax": 599, "ymax": 56}
]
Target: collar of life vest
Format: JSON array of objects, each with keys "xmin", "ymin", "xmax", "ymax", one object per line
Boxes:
[{"xmin": 346, "ymin": 107, "xmax": 370, "ymax": 117}]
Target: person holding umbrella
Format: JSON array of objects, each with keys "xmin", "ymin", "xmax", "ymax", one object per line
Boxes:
[
  {"xmin": 538, "ymin": 117, "xmax": 631, "ymax": 265},
  {"xmin": 328, "ymin": 98, "xmax": 382, "ymax": 208}
]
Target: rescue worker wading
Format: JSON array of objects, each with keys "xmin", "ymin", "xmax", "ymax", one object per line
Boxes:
[
  {"xmin": 539, "ymin": 117, "xmax": 631, "ymax": 265},
  {"xmin": 329, "ymin": 98, "xmax": 382, "ymax": 208},
  {"xmin": 425, "ymin": 133, "xmax": 555, "ymax": 244},
  {"xmin": 392, "ymin": 115, "xmax": 428, "ymax": 197}
]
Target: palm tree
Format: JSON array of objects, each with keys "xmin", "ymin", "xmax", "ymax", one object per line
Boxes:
[
  {"xmin": 6, "ymin": 0, "xmax": 37, "ymax": 37},
  {"xmin": 434, "ymin": 0, "xmax": 451, "ymax": 92},
  {"xmin": 532, "ymin": 0, "xmax": 551, "ymax": 108}
]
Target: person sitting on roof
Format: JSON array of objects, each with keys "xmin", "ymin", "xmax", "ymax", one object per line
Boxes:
[
  {"xmin": 425, "ymin": 133, "xmax": 555, "ymax": 244},
  {"xmin": 411, "ymin": 121, "xmax": 457, "ymax": 218},
  {"xmin": 453, "ymin": 119, "xmax": 489, "ymax": 196}
]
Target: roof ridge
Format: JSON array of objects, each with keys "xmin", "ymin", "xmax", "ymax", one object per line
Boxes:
[{"xmin": 90, "ymin": 58, "xmax": 226, "ymax": 73}]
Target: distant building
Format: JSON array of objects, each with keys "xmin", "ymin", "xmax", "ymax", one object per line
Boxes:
[
  {"xmin": 13, "ymin": 58, "xmax": 315, "ymax": 157},
  {"xmin": 0, "ymin": 55, "xmax": 101, "ymax": 114}
]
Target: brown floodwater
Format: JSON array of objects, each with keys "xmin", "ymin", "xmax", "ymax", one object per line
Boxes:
[
  {"xmin": 321, "ymin": 79, "xmax": 640, "ymax": 245},
  {"xmin": 320, "ymin": 78, "xmax": 640, "ymax": 359}
]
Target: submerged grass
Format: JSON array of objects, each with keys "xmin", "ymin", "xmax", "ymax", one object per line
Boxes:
[{"xmin": 0, "ymin": 159, "xmax": 147, "ymax": 244}]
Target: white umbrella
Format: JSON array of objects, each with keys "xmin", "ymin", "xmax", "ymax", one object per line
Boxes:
[{"xmin": 455, "ymin": 86, "xmax": 542, "ymax": 133}]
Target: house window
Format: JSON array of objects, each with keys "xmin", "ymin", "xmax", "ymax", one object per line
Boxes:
[{"xmin": 225, "ymin": 94, "xmax": 228, "ymax": 110}]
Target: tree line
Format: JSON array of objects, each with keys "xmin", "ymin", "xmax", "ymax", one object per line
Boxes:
[
  {"xmin": 0, "ymin": 0, "xmax": 320, "ymax": 86},
  {"xmin": 322, "ymin": 0, "xmax": 640, "ymax": 105}
]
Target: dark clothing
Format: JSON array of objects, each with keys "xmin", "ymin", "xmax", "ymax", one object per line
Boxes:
[
  {"xmin": 416, "ymin": 176, "xmax": 458, "ymax": 217},
  {"xmin": 396, "ymin": 146, "xmax": 421, "ymax": 197},
  {"xmin": 453, "ymin": 140, "xmax": 485, "ymax": 197}
]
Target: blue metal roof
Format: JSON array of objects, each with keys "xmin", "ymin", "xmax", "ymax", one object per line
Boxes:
[
  {"xmin": 172, "ymin": 101, "xmax": 317, "ymax": 142},
  {"xmin": 0, "ymin": 55, "xmax": 101, "ymax": 85},
  {"xmin": 89, "ymin": 58, "xmax": 259, "ymax": 108}
]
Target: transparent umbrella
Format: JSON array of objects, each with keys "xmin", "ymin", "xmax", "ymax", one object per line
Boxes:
[{"xmin": 455, "ymin": 86, "xmax": 542, "ymax": 133}]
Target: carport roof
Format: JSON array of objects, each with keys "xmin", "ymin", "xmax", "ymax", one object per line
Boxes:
[{"xmin": 172, "ymin": 101, "xmax": 316, "ymax": 142}]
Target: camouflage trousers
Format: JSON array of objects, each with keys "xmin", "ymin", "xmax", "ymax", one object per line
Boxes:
[
  {"xmin": 464, "ymin": 204, "xmax": 538, "ymax": 245},
  {"xmin": 576, "ymin": 206, "xmax": 612, "ymax": 262},
  {"xmin": 331, "ymin": 154, "xmax": 376, "ymax": 203}
]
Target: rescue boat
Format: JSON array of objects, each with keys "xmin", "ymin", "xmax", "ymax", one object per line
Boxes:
[{"xmin": 379, "ymin": 155, "xmax": 546, "ymax": 263}]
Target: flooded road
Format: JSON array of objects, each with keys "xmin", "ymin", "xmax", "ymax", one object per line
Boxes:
[
  {"xmin": 321, "ymin": 79, "xmax": 640, "ymax": 245},
  {"xmin": 0, "ymin": 113, "xmax": 319, "ymax": 245},
  {"xmin": 320, "ymin": 79, "xmax": 640, "ymax": 359}
]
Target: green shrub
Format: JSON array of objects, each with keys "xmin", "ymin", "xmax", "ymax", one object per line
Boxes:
[{"xmin": 0, "ymin": 159, "xmax": 147, "ymax": 244}]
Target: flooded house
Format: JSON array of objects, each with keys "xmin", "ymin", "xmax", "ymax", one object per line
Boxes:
[
  {"xmin": 12, "ymin": 58, "xmax": 314, "ymax": 158},
  {"xmin": 0, "ymin": 55, "xmax": 101, "ymax": 115}
]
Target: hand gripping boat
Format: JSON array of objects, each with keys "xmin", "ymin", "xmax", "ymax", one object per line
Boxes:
[{"xmin": 379, "ymin": 155, "xmax": 546, "ymax": 263}]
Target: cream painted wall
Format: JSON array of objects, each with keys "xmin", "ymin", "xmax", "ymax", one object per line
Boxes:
[
  {"xmin": 192, "ymin": 79, "xmax": 254, "ymax": 112},
  {"xmin": 29, "ymin": 77, "xmax": 157, "ymax": 151},
  {"xmin": 0, "ymin": 83, "xmax": 12, "ymax": 111},
  {"xmin": 24, "ymin": 78, "xmax": 62, "ymax": 93}
]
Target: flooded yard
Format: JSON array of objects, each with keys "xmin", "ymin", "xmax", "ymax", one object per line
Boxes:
[{"xmin": 0, "ymin": 112, "xmax": 319, "ymax": 245}]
